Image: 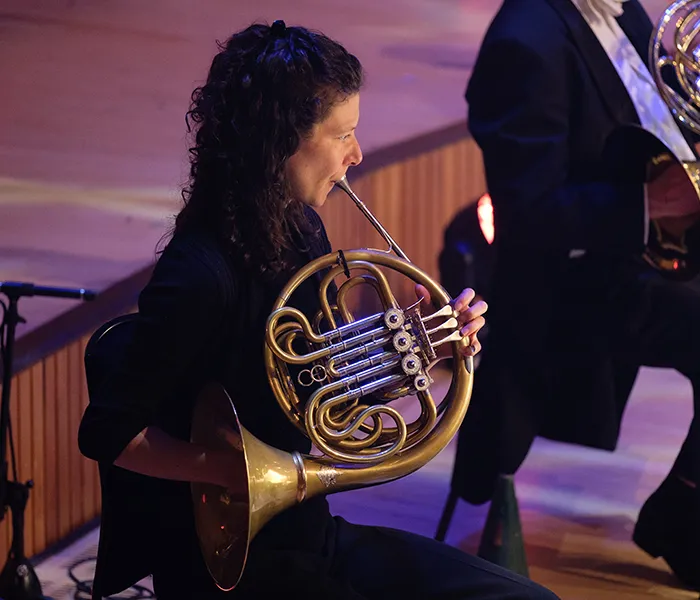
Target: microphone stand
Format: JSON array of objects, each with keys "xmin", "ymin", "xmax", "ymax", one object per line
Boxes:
[{"xmin": 0, "ymin": 282, "xmax": 96, "ymax": 600}]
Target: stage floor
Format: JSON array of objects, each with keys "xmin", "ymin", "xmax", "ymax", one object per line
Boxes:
[{"xmin": 33, "ymin": 365, "xmax": 697, "ymax": 599}]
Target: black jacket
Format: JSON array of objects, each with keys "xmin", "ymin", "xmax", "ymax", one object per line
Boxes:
[
  {"xmin": 451, "ymin": 0, "xmax": 698, "ymax": 503},
  {"xmin": 79, "ymin": 209, "xmax": 338, "ymax": 597}
]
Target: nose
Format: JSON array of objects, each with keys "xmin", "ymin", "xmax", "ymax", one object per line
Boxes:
[{"xmin": 347, "ymin": 138, "xmax": 363, "ymax": 167}]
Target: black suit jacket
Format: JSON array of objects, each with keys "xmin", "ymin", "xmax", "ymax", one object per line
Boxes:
[
  {"xmin": 80, "ymin": 212, "xmax": 339, "ymax": 598},
  {"xmin": 451, "ymin": 0, "xmax": 695, "ymax": 504}
]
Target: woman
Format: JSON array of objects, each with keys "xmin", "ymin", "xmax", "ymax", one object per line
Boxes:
[{"xmin": 79, "ymin": 19, "xmax": 558, "ymax": 600}]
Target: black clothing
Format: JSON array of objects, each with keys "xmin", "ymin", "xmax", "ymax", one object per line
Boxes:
[
  {"xmin": 151, "ymin": 515, "xmax": 559, "ymax": 600},
  {"xmin": 79, "ymin": 209, "xmax": 334, "ymax": 597},
  {"xmin": 450, "ymin": 0, "xmax": 700, "ymax": 505}
]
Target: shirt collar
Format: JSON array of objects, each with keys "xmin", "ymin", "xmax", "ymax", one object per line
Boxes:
[{"xmin": 571, "ymin": 0, "xmax": 628, "ymax": 27}]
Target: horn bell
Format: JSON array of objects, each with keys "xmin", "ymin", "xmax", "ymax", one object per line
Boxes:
[{"xmin": 190, "ymin": 382, "xmax": 310, "ymax": 591}]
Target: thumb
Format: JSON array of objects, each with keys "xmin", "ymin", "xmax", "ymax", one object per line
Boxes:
[{"xmin": 415, "ymin": 283, "xmax": 431, "ymax": 304}]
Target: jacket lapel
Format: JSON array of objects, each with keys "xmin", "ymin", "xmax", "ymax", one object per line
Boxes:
[{"xmin": 544, "ymin": 0, "xmax": 639, "ymax": 124}]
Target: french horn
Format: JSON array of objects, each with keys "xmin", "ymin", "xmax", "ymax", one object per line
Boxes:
[
  {"xmin": 190, "ymin": 176, "xmax": 474, "ymax": 590},
  {"xmin": 643, "ymin": 0, "xmax": 700, "ymax": 278}
]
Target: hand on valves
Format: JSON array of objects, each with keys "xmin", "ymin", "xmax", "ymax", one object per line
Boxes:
[{"xmin": 414, "ymin": 285, "xmax": 488, "ymax": 359}]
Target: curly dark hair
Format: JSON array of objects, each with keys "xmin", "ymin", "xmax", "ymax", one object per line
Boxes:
[{"xmin": 174, "ymin": 20, "xmax": 364, "ymax": 275}]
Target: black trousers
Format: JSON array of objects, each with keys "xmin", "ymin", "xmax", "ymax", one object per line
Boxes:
[
  {"xmin": 451, "ymin": 251, "xmax": 700, "ymax": 504},
  {"xmin": 606, "ymin": 257, "xmax": 700, "ymax": 484},
  {"xmin": 152, "ymin": 515, "xmax": 558, "ymax": 599}
]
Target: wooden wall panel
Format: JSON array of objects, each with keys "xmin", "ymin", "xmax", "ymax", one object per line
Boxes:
[
  {"xmin": 0, "ymin": 135, "xmax": 485, "ymax": 561},
  {"xmin": 0, "ymin": 334, "xmax": 99, "ymax": 559}
]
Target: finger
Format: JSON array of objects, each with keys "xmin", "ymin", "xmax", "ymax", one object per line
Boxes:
[
  {"xmin": 461, "ymin": 337, "xmax": 481, "ymax": 357},
  {"xmin": 460, "ymin": 316, "xmax": 485, "ymax": 338},
  {"xmin": 415, "ymin": 283, "xmax": 431, "ymax": 304},
  {"xmin": 458, "ymin": 300, "xmax": 488, "ymax": 324},
  {"xmin": 453, "ymin": 288, "xmax": 477, "ymax": 313}
]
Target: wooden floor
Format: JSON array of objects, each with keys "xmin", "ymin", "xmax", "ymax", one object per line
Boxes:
[{"xmin": 32, "ymin": 364, "xmax": 698, "ymax": 599}]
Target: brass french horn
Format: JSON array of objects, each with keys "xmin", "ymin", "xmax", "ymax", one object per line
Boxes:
[
  {"xmin": 643, "ymin": 0, "xmax": 700, "ymax": 278},
  {"xmin": 650, "ymin": 0, "xmax": 700, "ymax": 137},
  {"xmin": 190, "ymin": 176, "xmax": 474, "ymax": 590}
]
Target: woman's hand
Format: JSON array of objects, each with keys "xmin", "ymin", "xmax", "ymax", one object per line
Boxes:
[{"xmin": 414, "ymin": 284, "xmax": 488, "ymax": 359}]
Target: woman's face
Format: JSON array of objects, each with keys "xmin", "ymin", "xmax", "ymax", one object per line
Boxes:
[{"xmin": 286, "ymin": 93, "xmax": 363, "ymax": 208}]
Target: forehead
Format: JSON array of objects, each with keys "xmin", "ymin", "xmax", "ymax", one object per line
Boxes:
[{"xmin": 316, "ymin": 94, "xmax": 360, "ymax": 132}]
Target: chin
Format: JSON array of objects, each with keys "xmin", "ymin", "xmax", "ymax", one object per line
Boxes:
[{"xmin": 302, "ymin": 194, "xmax": 328, "ymax": 209}]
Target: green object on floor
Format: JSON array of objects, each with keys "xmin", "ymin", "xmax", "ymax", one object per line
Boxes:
[{"xmin": 477, "ymin": 474, "xmax": 530, "ymax": 578}]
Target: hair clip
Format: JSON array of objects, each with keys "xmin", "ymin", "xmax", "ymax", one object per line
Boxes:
[{"xmin": 270, "ymin": 19, "xmax": 287, "ymax": 38}]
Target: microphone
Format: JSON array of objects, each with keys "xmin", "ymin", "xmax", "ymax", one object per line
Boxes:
[{"xmin": 0, "ymin": 281, "xmax": 97, "ymax": 301}]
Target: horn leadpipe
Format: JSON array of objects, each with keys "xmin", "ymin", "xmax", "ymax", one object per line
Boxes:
[{"xmin": 335, "ymin": 176, "xmax": 410, "ymax": 261}]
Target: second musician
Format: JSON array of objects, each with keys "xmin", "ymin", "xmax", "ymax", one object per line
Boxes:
[{"xmin": 452, "ymin": 0, "xmax": 700, "ymax": 590}]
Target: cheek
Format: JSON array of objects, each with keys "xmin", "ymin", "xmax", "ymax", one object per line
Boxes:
[
  {"xmin": 287, "ymin": 153, "xmax": 311, "ymax": 189},
  {"xmin": 330, "ymin": 149, "xmax": 347, "ymax": 174},
  {"xmin": 311, "ymin": 155, "xmax": 338, "ymax": 182}
]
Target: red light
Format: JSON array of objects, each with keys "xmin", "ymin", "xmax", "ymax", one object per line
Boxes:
[
  {"xmin": 477, "ymin": 194, "xmax": 495, "ymax": 244},
  {"xmin": 673, "ymin": 260, "xmax": 679, "ymax": 270}
]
